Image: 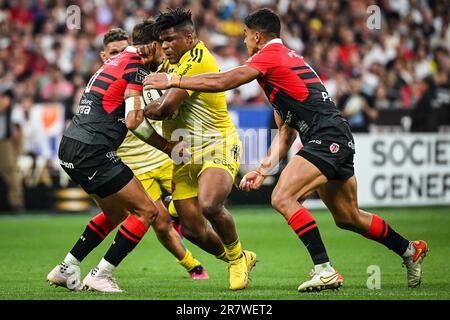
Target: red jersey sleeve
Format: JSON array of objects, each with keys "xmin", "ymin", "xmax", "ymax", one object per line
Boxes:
[
  {"xmin": 122, "ymin": 55, "xmax": 148, "ymax": 92},
  {"xmin": 245, "ymin": 48, "xmax": 277, "ymax": 76}
]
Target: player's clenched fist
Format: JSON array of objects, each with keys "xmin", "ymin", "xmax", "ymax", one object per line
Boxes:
[{"xmin": 239, "ymin": 171, "xmax": 266, "ymax": 192}]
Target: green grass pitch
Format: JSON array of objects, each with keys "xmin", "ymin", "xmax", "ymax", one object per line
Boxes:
[{"xmin": 0, "ymin": 206, "xmax": 449, "ymax": 300}]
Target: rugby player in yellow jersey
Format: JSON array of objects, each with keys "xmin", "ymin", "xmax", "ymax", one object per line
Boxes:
[
  {"xmin": 141, "ymin": 8, "xmax": 257, "ymax": 290},
  {"xmin": 99, "ymin": 24, "xmax": 208, "ymax": 279}
]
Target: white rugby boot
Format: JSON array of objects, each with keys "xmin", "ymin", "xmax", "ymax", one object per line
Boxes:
[
  {"xmin": 402, "ymin": 240, "xmax": 429, "ymax": 288},
  {"xmin": 298, "ymin": 265, "xmax": 344, "ymax": 293},
  {"xmin": 81, "ymin": 268, "xmax": 123, "ymax": 293},
  {"xmin": 47, "ymin": 263, "xmax": 82, "ymax": 291}
]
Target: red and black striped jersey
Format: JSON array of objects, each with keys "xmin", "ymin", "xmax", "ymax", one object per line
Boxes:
[
  {"xmin": 64, "ymin": 46, "xmax": 148, "ymax": 149},
  {"xmin": 245, "ymin": 39, "xmax": 353, "ymax": 144}
]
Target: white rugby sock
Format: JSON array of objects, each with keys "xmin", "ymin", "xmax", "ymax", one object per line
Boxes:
[
  {"xmin": 63, "ymin": 253, "xmax": 80, "ymax": 266},
  {"xmin": 95, "ymin": 258, "xmax": 116, "ymax": 276}
]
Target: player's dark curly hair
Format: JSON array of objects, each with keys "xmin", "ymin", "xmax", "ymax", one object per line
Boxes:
[
  {"xmin": 155, "ymin": 8, "xmax": 194, "ymax": 33},
  {"xmin": 132, "ymin": 18, "xmax": 159, "ymax": 45},
  {"xmin": 244, "ymin": 8, "xmax": 281, "ymax": 38},
  {"xmin": 103, "ymin": 28, "xmax": 129, "ymax": 47}
]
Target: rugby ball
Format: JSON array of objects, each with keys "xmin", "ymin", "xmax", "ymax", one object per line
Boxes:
[{"xmin": 142, "ymin": 88, "xmax": 178, "ymax": 119}]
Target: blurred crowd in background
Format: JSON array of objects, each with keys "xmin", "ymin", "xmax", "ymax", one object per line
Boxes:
[{"xmin": 0, "ymin": 0, "xmax": 449, "ymax": 211}]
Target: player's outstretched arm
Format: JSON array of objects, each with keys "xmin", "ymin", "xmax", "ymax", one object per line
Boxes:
[
  {"xmin": 240, "ymin": 111, "xmax": 298, "ymax": 192},
  {"xmin": 143, "ymin": 65, "xmax": 261, "ymax": 92}
]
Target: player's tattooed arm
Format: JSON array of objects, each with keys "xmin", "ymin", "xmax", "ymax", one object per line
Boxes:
[
  {"xmin": 143, "ymin": 88, "xmax": 188, "ymax": 120},
  {"xmin": 143, "ymin": 65, "xmax": 261, "ymax": 92}
]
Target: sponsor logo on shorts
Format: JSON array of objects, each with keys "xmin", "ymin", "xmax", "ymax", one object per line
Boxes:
[
  {"xmin": 309, "ymin": 139, "xmax": 322, "ymax": 145},
  {"xmin": 329, "ymin": 143, "xmax": 340, "ymax": 154},
  {"xmin": 87, "ymin": 170, "xmax": 98, "ymax": 181},
  {"xmin": 59, "ymin": 160, "xmax": 74, "ymax": 169},
  {"xmin": 348, "ymin": 141, "xmax": 355, "ymax": 150},
  {"xmin": 213, "ymin": 158, "xmax": 235, "ymax": 174},
  {"xmin": 106, "ymin": 151, "xmax": 120, "ymax": 163}
]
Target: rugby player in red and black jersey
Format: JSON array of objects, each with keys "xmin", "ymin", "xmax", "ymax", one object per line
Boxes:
[
  {"xmin": 47, "ymin": 22, "xmax": 185, "ymax": 293},
  {"xmin": 144, "ymin": 8, "xmax": 428, "ymax": 292}
]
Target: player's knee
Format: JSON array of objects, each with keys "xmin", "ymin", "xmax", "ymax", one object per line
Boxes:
[
  {"xmin": 200, "ymin": 202, "xmax": 223, "ymax": 221},
  {"xmin": 134, "ymin": 202, "xmax": 159, "ymax": 226},
  {"xmin": 271, "ymin": 190, "xmax": 289, "ymax": 213},
  {"xmin": 152, "ymin": 213, "xmax": 172, "ymax": 234}
]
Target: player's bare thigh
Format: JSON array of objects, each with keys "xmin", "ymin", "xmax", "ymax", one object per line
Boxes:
[
  {"xmin": 271, "ymin": 155, "xmax": 327, "ymax": 220},
  {"xmin": 317, "ymin": 176, "xmax": 372, "ymax": 232},
  {"xmin": 197, "ymin": 167, "xmax": 233, "ymax": 214},
  {"xmin": 92, "ymin": 176, "xmax": 158, "ymax": 226}
]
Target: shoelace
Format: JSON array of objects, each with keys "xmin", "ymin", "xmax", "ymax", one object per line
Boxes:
[{"xmin": 105, "ymin": 275, "xmax": 120, "ymax": 290}]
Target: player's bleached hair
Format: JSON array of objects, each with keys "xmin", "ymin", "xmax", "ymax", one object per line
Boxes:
[
  {"xmin": 155, "ymin": 8, "xmax": 195, "ymax": 34},
  {"xmin": 244, "ymin": 8, "xmax": 281, "ymax": 38},
  {"xmin": 103, "ymin": 28, "xmax": 129, "ymax": 48},
  {"xmin": 132, "ymin": 18, "xmax": 159, "ymax": 45}
]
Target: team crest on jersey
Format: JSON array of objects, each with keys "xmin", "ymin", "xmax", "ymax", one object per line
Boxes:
[
  {"xmin": 231, "ymin": 144, "xmax": 241, "ymax": 161},
  {"xmin": 135, "ymin": 68, "xmax": 149, "ymax": 83},
  {"xmin": 329, "ymin": 143, "xmax": 340, "ymax": 154}
]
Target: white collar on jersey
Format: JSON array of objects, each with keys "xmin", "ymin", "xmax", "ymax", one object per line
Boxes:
[
  {"xmin": 125, "ymin": 46, "xmax": 137, "ymax": 53},
  {"xmin": 262, "ymin": 38, "xmax": 283, "ymax": 50}
]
